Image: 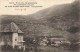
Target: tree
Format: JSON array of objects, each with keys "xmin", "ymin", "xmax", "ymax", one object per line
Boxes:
[{"xmin": 66, "ymin": 26, "xmax": 80, "ymax": 49}]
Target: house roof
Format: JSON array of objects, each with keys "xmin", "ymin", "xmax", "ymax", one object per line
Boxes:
[
  {"xmin": 0, "ymin": 22, "xmax": 23, "ymax": 33},
  {"xmin": 37, "ymin": 36, "xmax": 64, "ymax": 38}
]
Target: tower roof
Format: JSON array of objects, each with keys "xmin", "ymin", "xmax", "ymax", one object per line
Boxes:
[{"xmin": 0, "ymin": 22, "xmax": 23, "ymax": 33}]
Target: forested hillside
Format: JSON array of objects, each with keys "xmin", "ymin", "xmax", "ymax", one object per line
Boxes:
[{"xmin": 0, "ymin": 1, "xmax": 79, "ymax": 38}]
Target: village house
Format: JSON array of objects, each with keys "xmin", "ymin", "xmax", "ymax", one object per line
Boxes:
[
  {"xmin": 39, "ymin": 36, "xmax": 48, "ymax": 46},
  {"xmin": 0, "ymin": 22, "xmax": 25, "ymax": 49},
  {"xmin": 49, "ymin": 36, "xmax": 65, "ymax": 46},
  {"xmin": 38, "ymin": 35, "xmax": 68, "ymax": 46}
]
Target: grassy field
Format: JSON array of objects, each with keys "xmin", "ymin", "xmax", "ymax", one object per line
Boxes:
[
  {"xmin": 27, "ymin": 46, "xmax": 80, "ymax": 52},
  {"xmin": 38, "ymin": 46, "xmax": 79, "ymax": 52},
  {"xmin": 1, "ymin": 46, "xmax": 80, "ymax": 52}
]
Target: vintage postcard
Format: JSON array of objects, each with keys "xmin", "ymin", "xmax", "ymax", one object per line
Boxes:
[{"xmin": 0, "ymin": 0, "xmax": 79, "ymax": 52}]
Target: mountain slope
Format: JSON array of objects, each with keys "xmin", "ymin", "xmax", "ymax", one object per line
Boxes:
[{"xmin": 0, "ymin": 1, "xmax": 79, "ymax": 38}]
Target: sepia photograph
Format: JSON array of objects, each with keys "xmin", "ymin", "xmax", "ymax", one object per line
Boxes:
[{"xmin": 0, "ymin": 0, "xmax": 79, "ymax": 52}]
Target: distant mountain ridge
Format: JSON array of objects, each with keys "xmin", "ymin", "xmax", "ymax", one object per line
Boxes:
[{"xmin": 0, "ymin": 1, "xmax": 79, "ymax": 38}]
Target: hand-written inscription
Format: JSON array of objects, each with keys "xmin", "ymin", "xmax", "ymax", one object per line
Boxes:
[{"xmin": 15, "ymin": 8, "xmax": 26, "ymax": 11}]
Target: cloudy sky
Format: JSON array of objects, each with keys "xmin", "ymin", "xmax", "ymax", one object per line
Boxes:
[{"xmin": 0, "ymin": 0, "xmax": 75, "ymax": 15}]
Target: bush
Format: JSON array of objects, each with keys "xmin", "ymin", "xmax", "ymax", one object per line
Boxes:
[{"xmin": 1, "ymin": 44, "xmax": 13, "ymax": 50}]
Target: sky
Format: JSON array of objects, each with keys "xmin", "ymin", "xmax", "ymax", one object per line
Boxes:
[{"xmin": 0, "ymin": 0, "xmax": 75, "ymax": 15}]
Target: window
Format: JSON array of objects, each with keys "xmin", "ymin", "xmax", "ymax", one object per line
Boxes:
[{"xmin": 15, "ymin": 37, "xmax": 17, "ymax": 41}]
